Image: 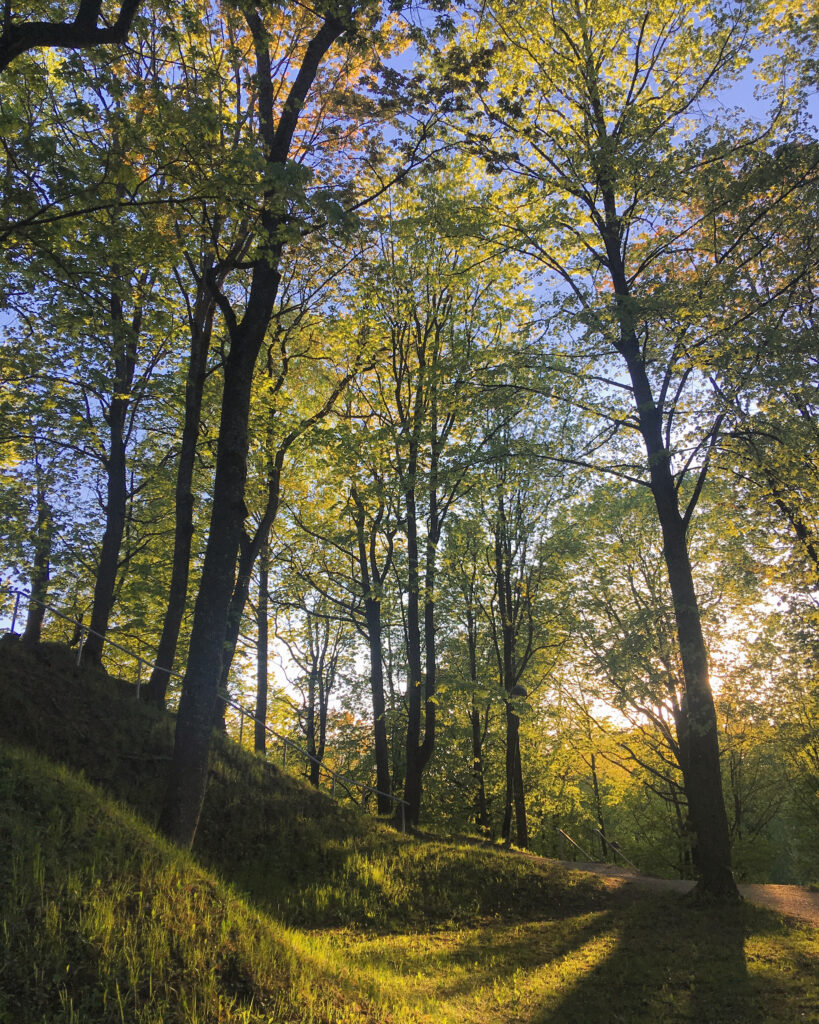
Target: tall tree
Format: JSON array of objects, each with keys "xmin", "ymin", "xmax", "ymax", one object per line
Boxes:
[
  {"xmin": 450, "ymin": 0, "xmax": 777, "ymax": 896},
  {"xmin": 158, "ymin": 0, "xmax": 394, "ymax": 848}
]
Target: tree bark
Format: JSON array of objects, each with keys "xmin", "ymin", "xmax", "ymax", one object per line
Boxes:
[
  {"xmin": 402, "ymin": 467, "xmax": 425, "ymax": 827},
  {"xmin": 365, "ymin": 595, "xmax": 392, "ymax": 812},
  {"xmin": 157, "ymin": 11, "xmax": 346, "ymax": 848},
  {"xmin": 0, "ymin": 0, "xmax": 141, "ymax": 72},
  {"xmin": 350, "ymin": 483, "xmax": 394, "ymax": 814},
  {"xmin": 21, "ymin": 481, "xmax": 52, "ymax": 645},
  {"xmin": 254, "ymin": 542, "xmax": 269, "ymax": 754},
  {"xmin": 82, "ymin": 286, "xmax": 140, "ymax": 666},
  {"xmin": 466, "ymin": 609, "xmax": 491, "ymax": 835},
  {"xmin": 495, "ymin": 490, "xmax": 529, "ymax": 849},
  {"xmin": 147, "ymin": 281, "xmax": 215, "ymax": 704},
  {"xmin": 470, "ymin": 701, "xmax": 490, "ymax": 835},
  {"xmin": 606, "ymin": 244, "xmax": 737, "ymax": 897}
]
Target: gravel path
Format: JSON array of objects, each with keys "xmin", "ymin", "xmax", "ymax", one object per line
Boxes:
[{"xmin": 557, "ymin": 861, "xmax": 819, "ymax": 928}]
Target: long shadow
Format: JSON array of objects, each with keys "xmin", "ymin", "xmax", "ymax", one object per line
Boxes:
[
  {"xmin": 531, "ymin": 885, "xmax": 762, "ymax": 1024},
  {"xmin": 340, "ymin": 909, "xmax": 615, "ymax": 1004}
]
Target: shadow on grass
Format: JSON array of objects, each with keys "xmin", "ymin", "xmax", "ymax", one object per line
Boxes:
[{"xmin": 530, "ymin": 886, "xmax": 762, "ymax": 1024}]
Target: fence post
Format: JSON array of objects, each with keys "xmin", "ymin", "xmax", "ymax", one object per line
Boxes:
[
  {"xmin": 400, "ymin": 801, "xmax": 406, "ymax": 834},
  {"xmin": 239, "ymin": 708, "xmax": 244, "ymax": 747},
  {"xmin": 282, "ymin": 741, "xmax": 287, "ymax": 769},
  {"xmin": 76, "ymin": 627, "xmax": 86, "ymax": 666},
  {"xmin": 135, "ymin": 660, "xmax": 142, "ymax": 700},
  {"xmin": 10, "ymin": 591, "xmax": 21, "ymax": 634}
]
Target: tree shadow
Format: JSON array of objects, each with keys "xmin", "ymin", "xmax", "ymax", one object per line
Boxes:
[{"xmin": 531, "ymin": 885, "xmax": 762, "ymax": 1024}]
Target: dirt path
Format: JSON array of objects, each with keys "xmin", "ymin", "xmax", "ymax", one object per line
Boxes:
[{"xmin": 557, "ymin": 860, "xmax": 819, "ymax": 927}]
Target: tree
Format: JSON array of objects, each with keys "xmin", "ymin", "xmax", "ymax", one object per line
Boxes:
[
  {"xmin": 158, "ymin": 0, "xmax": 396, "ymax": 848},
  {"xmin": 448, "ymin": 0, "xmax": 781, "ymax": 896},
  {"xmin": 0, "ymin": 1, "xmax": 142, "ymax": 73}
]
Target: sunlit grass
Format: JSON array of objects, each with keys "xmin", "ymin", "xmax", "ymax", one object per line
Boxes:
[
  {"xmin": 1, "ymin": 638, "xmax": 817, "ymax": 1024},
  {"xmin": 0, "ymin": 744, "xmax": 391, "ymax": 1023},
  {"xmin": 327, "ymin": 897, "xmax": 819, "ymax": 1024}
]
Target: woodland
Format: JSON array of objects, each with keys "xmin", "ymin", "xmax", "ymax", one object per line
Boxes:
[{"xmin": 0, "ymin": 0, "xmax": 817, "ymax": 903}]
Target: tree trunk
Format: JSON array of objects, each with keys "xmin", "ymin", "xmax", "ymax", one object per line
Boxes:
[
  {"xmin": 157, "ymin": 11, "xmax": 347, "ymax": 848},
  {"xmin": 512, "ymin": 721, "xmax": 528, "ymax": 848},
  {"xmin": 470, "ymin": 702, "xmax": 490, "ymax": 835},
  {"xmin": 653, "ymin": 489, "xmax": 736, "ymax": 896},
  {"xmin": 589, "ymin": 752, "xmax": 608, "ymax": 859},
  {"xmin": 83, "ymin": 287, "xmax": 139, "ymax": 666},
  {"xmin": 254, "ymin": 542, "xmax": 269, "ymax": 754},
  {"xmin": 157, "ymin": 293, "xmax": 276, "ymax": 845},
  {"xmin": 466, "ymin": 612, "xmax": 491, "ymax": 836},
  {"xmin": 350, "ymin": 483, "xmax": 394, "ymax": 815},
  {"xmin": 147, "ymin": 287, "xmax": 215, "ymax": 704},
  {"xmin": 403, "ymin": 474, "xmax": 425, "ymax": 827},
  {"xmin": 365, "ymin": 596, "xmax": 392, "ymax": 813},
  {"xmin": 496, "ymin": 492, "xmax": 528, "ymax": 848},
  {"xmin": 607, "ymin": 248, "xmax": 737, "ymax": 896},
  {"xmin": 21, "ymin": 484, "xmax": 52, "ymax": 645}
]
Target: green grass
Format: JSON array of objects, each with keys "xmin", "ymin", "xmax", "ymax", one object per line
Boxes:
[
  {"xmin": 0, "ymin": 744, "xmax": 392, "ymax": 1023},
  {"xmin": 328, "ymin": 897, "xmax": 819, "ymax": 1023},
  {"xmin": 1, "ymin": 635, "xmax": 817, "ymax": 1023}
]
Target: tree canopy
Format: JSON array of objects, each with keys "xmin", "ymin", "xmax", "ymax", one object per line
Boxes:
[{"xmin": 1, "ymin": 0, "xmax": 817, "ymax": 896}]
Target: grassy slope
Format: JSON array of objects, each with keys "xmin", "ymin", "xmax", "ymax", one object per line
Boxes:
[{"xmin": 1, "ymin": 636, "xmax": 816, "ymax": 1023}]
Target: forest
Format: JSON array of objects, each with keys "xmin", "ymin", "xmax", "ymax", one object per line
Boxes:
[{"xmin": 0, "ymin": 0, "xmax": 817, "ymax": 901}]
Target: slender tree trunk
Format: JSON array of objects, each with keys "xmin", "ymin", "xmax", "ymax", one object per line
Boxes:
[
  {"xmin": 512, "ymin": 722, "xmax": 527, "ymax": 848},
  {"xmin": 157, "ymin": 11, "xmax": 346, "ymax": 848},
  {"xmin": 606, "ymin": 244, "xmax": 737, "ymax": 896},
  {"xmin": 501, "ymin": 704, "xmax": 516, "ymax": 845},
  {"xmin": 21, "ymin": 484, "xmax": 52, "ymax": 645},
  {"xmin": 589, "ymin": 752, "xmax": 608, "ymax": 859},
  {"xmin": 496, "ymin": 493, "xmax": 528, "ymax": 848},
  {"xmin": 402, "ymin": 485, "xmax": 440, "ymax": 826},
  {"xmin": 470, "ymin": 702, "xmax": 490, "ymax": 835},
  {"xmin": 365, "ymin": 596, "xmax": 392, "ymax": 812},
  {"xmin": 306, "ymin": 668, "xmax": 317, "ymax": 784},
  {"xmin": 403, "ymin": 475, "xmax": 425, "ymax": 827},
  {"xmin": 254, "ymin": 542, "xmax": 269, "ymax": 753},
  {"xmin": 147, "ymin": 289, "xmax": 215, "ymax": 704},
  {"xmin": 466, "ymin": 615, "xmax": 490, "ymax": 835},
  {"xmin": 350, "ymin": 484, "xmax": 393, "ymax": 814},
  {"xmin": 83, "ymin": 288, "xmax": 139, "ymax": 665}
]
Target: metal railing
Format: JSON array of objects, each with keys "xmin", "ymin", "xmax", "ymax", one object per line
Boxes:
[
  {"xmin": 4, "ymin": 586, "xmax": 407, "ymax": 830},
  {"xmin": 556, "ymin": 826, "xmax": 639, "ymax": 872}
]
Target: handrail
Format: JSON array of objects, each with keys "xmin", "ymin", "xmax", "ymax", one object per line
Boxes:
[
  {"xmin": 556, "ymin": 827, "xmax": 595, "ymax": 862},
  {"xmin": 592, "ymin": 827, "xmax": 639, "ymax": 872},
  {"xmin": 4, "ymin": 586, "xmax": 407, "ymax": 829}
]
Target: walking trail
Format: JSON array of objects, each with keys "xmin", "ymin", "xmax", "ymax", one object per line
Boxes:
[{"xmin": 557, "ymin": 860, "xmax": 819, "ymax": 928}]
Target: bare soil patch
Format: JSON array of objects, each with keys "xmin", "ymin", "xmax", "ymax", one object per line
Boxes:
[{"xmin": 557, "ymin": 860, "xmax": 819, "ymax": 927}]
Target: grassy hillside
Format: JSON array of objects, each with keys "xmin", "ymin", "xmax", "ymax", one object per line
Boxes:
[{"xmin": 1, "ymin": 635, "xmax": 817, "ymax": 1023}]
